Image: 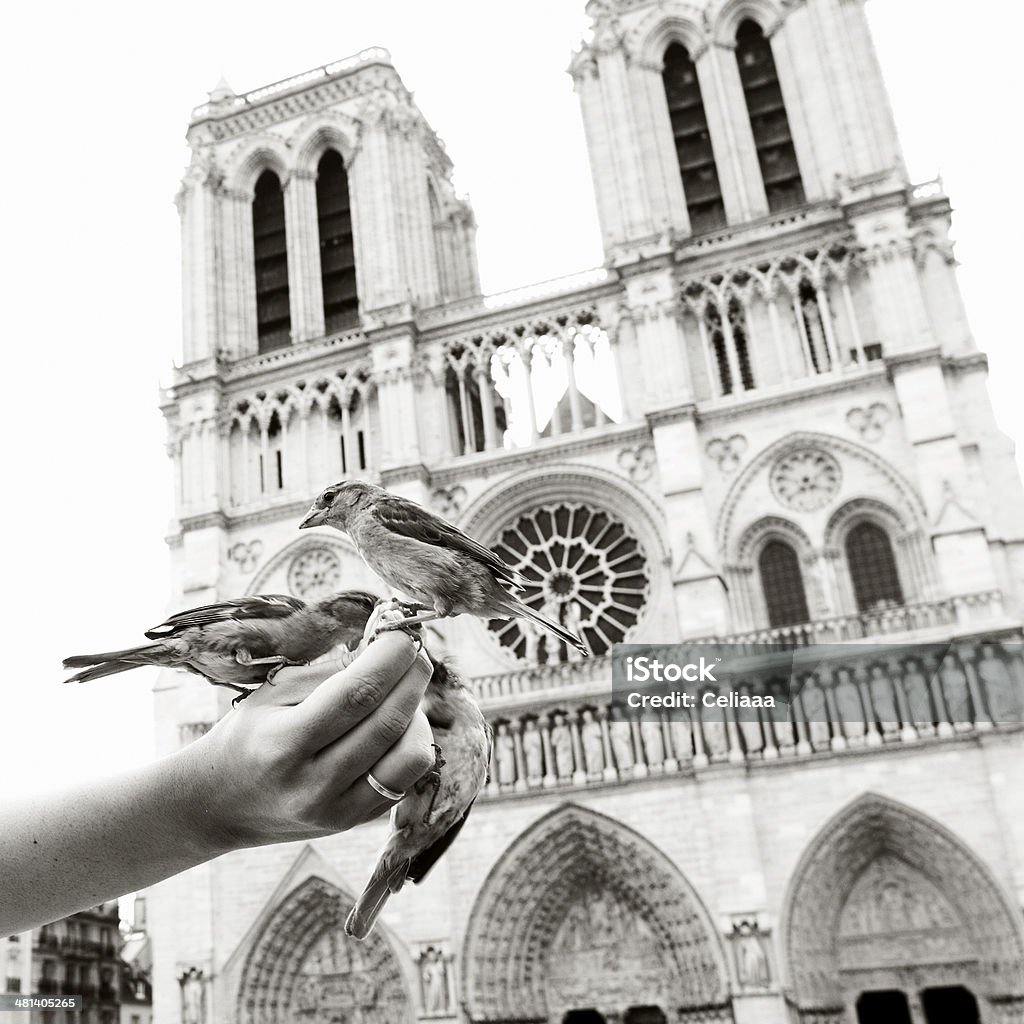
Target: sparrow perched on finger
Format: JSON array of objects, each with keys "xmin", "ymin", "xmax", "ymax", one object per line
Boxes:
[
  {"xmin": 62, "ymin": 590, "xmax": 379, "ymax": 697},
  {"xmin": 345, "ymin": 654, "xmax": 490, "ymax": 939},
  {"xmin": 299, "ymin": 479, "xmax": 589, "ymax": 657}
]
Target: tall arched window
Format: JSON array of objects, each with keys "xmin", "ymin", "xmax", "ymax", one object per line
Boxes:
[
  {"xmin": 846, "ymin": 522, "xmax": 904, "ymax": 612},
  {"xmin": 252, "ymin": 170, "xmax": 291, "ymax": 352},
  {"xmin": 316, "ymin": 150, "xmax": 359, "ymax": 332},
  {"xmin": 759, "ymin": 540, "xmax": 810, "ymax": 627},
  {"xmin": 662, "ymin": 43, "xmax": 725, "ymax": 232},
  {"xmin": 735, "ymin": 20, "xmax": 805, "ymax": 212}
]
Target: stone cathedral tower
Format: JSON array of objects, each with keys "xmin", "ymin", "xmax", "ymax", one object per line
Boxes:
[{"xmin": 153, "ymin": 4, "xmax": 1024, "ymax": 1024}]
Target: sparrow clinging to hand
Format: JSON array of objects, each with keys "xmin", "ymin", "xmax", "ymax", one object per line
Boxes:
[
  {"xmin": 298, "ymin": 479, "xmax": 589, "ymax": 657},
  {"xmin": 63, "ymin": 590, "xmax": 379, "ymax": 698},
  {"xmin": 345, "ymin": 654, "xmax": 490, "ymax": 939}
]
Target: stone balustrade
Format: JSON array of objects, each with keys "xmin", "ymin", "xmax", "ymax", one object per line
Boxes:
[
  {"xmin": 687, "ymin": 591, "xmax": 1005, "ymax": 654},
  {"xmin": 477, "ymin": 638, "xmax": 1024, "ymax": 797}
]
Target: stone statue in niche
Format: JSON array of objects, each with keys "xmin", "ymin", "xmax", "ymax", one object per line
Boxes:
[
  {"xmin": 495, "ymin": 722, "xmax": 516, "ymax": 787},
  {"xmin": 551, "ymin": 712, "xmax": 574, "ymax": 778},
  {"xmin": 640, "ymin": 715, "xmax": 664, "ymax": 767},
  {"xmin": 418, "ymin": 946, "xmax": 448, "ymax": 1015},
  {"xmin": 580, "ymin": 708, "xmax": 604, "ymax": 775},
  {"xmin": 522, "ymin": 718, "xmax": 543, "ymax": 783},
  {"xmin": 731, "ymin": 921, "xmax": 770, "ymax": 989},
  {"xmin": 180, "ymin": 967, "xmax": 204, "ymax": 1024},
  {"xmin": 609, "ymin": 707, "xmax": 634, "ymax": 771}
]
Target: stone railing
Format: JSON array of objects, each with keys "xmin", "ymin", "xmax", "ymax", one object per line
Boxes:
[
  {"xmin": 221, "ymin": 327, "xmax": 366, "ymax": 382},
  {"xmin": 190, "ymin": 47, "xmax": 392, "ymax": 121},
  {"xmin": 477, "ymin": 638, "xmax": 1024, "ymax": 797},
  {"xmin": 689, "ymin": 592, "xmax": 1005, "ymax": 655}
]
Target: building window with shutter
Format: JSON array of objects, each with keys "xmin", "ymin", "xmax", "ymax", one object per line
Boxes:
[
  {"xmin": 735, "ymin": 20, "xmax": 805, "ymax": 212},
  {"xmin": 846, "ymin": 522, "xmax": 904, "ymax": 612},
  {"xmin": 662, "ymin": 43, "xmax": 726, "ymax": 231},
  {"xmin": 252, "ymin": 170, "xmax": 291, "ymax": 353},
  {"xmin": 316, "ymin": 150, "xmax": 359, "ymax": 333},
  {"xmin": 759, "ymin": 540, "xmax": 810, "ymax": 627}
]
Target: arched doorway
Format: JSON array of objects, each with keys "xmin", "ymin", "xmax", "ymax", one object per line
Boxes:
[
  {"xmin": 462, "ymin": 804, "xmax": 732, "ymax": 1023},
  {"xmin": 781, "ymin": 794, "xmax": 1024, "ymax": 1023},
  {"xmin": 235, "ymin": 876, "xmax": 414, "ymax": 1023}
]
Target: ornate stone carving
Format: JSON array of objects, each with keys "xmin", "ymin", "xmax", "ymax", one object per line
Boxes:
[
  {"xmin": 494, "ymin": 722, "xmax": 516, "ymax": 787},
  {"xmin": 845, "ymin": 403, "xmax": 889, "ymax": 442},
  {"xmin": 770, "ymin": 449, "xmax": 841, "ymax": 511},
  {"xmin": 522, "ymin": 719, "xmax": 543, "ymax": 783},
  {"xmin": 617, "ymin": 443, "xmax": 656, "ymax": 483},
  {"xmin": 431, "ymin": 484, "xmax": 467, "ymax": 518},
  {"xmin": 784, "ymin": 794, "xmax": 1024, "ymax": 1011},
  {"xmin": 729, "ymin": 919, "xmax": 771, "ymax": 989},
  {"xmin": 228, "ymin": 538, "xmax": 264, "ymax": 573},
  {"xmin": 179, "ymin": 967, "xmax": 206, "ymax": 1024},
  {"xmin": 550, "ymin": 713, "xmax": 575, "ymax": 779},
  {"xmin": 706, "ymin": 434, "xmax": 748, "ymax": 473},
  {"xmin": 462, "ymin": 805, "xmax": 729, "ymax": 1021},
  {"xmin": 416, "ymin": 945, "xmax": 453, "ymax": 1016},
  {"xmin": 236, "ymin": 877, "xmax": 410, "ymax": 1024},
  {"xmin": 486, "ymin": 502, "xmax": 650, "ymax": 661},
  {"xmin": 288, "ymin": 546, "xmax": 343, "ymax": 600}
]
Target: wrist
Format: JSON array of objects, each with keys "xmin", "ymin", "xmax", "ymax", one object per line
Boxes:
[{"xmin": 163, "ymin": 737, "xmax": 245, "ymax": 858}]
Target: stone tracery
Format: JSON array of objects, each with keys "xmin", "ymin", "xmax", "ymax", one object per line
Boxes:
[
  {"xmin": 782, "ymin": 794, "xmax": 1024, "ymax": 1018},
  {"xmin": 235, "ymin": 877, "xmax": 412, "ymax": 1024},
  {"xmin": 462, "ymin": 804, "xmax": 731, "ymax": 1023}
]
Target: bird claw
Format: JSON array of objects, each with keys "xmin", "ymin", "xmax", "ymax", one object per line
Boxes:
[{"xmin": 415, "ymin": 744, "xmax": 446, "ymax": 825}]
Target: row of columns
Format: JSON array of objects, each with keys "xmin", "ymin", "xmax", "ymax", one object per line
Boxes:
[
  {"xmin": 443, "ymin": 329, "xmax": 616, "ymax": 457},
  {"xmin": 483, "ymin": 643, "xmax": 1024, "ymax": 793},
  {"xmin": 691, "ymin": 273, "xmax": 867, "ymax": 400}
]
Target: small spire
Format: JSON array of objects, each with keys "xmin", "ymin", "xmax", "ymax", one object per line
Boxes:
[{"xmin": 208, "ymin": 75, "xmax": 236, "ymax": 104}]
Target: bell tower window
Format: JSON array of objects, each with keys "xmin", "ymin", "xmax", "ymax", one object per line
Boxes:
[
  {"xmin": 735, "ymin": 20, "xmax": 805, "ymax": 212},
  {"xmin": 662, "ymin": 43, "xmax": 726, "ymax": 232},
  {"xmin": 252, "ymin": 169, "xmax": 291, "ymax": 352},
  {"xmin": 316, "ymin": 149, "xmax": 359, "ymax": 333}
]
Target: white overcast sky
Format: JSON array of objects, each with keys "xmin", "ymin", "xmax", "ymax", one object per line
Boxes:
[{"xmin": 1, "ymin": 1, "xmax": 1020, "ymax": 797}]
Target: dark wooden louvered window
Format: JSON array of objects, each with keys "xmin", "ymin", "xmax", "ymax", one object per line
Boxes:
[
  {"xmin": 662, "ymin": 43, "xmax": 726, "ymax": 232},
  {"xmin": 316, "ymin": 150, "xmax": 359, "ymax": 333},
  {"xmin": 252, "ymin": 170, "xmax": 291, "ymax": 352},
  {"xmin": 846, "ymin": 522, "xmax": 904, "ymax": 612},
  {"xmin": 760, "ymin": 540, "xmax": 810, "ymax": 627},
  {"xmin": 735, "ymin": 20, "xmax": 805, "ymax": 212}
]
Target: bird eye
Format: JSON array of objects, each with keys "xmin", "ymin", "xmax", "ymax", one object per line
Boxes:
[{"xmin": 320, "ymin": 490, "xmax": 336, "ymax": 506}]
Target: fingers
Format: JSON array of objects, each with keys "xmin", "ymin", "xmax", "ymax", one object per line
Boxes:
[
  {"xmin": 324, "ymin": 710, "xmax": 436, "ymax": 829},
  {"xmin": 293, "ymin": 632, "xmax": 431, "ymax": 753},
  {"xmin": 243, "ymin": 651, "xmax": 359, "ymax": 709},
  {"xmin": 359, "ymin": 708, "xmax": 435, "ymax": 799}
]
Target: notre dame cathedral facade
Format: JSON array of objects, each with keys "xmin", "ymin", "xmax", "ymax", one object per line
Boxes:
[{"xmin": 151, "ymin": 1, "xmax": 1024, "ymax": 1022}]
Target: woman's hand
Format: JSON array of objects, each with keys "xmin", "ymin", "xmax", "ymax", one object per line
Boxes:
[
  {"xmin": 0, "ymin": 630, "xmax": 436, "ymax": 936},
  {"xmin": 182, "ymin": 630, "xmax": 436, "ymax": 849}
]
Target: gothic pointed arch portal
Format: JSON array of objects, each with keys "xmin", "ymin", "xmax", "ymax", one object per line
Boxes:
[
  {"xmin": 781, "ymin": 794, "xmax": 1024, "ymax": 1023},
  {"xmin": 462, "ymin": 805, "xmax": 732, "ymax": 1024},
  {"xmin": 235, "ymin": 876, "xmax": 414, "ymax": 1024}
]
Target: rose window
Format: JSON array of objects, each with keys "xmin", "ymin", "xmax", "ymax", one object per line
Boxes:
[
  {"xmin": 770, "ymin": 449, "xmax": 841, "ymax": 512},
  {"xmin": 288, "ymin": 546, "xmax": 342, "ymax": 600},
  {"xmin": 487, "ymin": 503, "xmax": 649, "ymax": 662}
]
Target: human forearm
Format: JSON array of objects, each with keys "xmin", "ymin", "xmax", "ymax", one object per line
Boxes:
[
  {"xmin": 0, "ymin": 633, "xmax": 433, "ymax": 936},
  {"xmin": 0, "ymin": 745, "xmax": 231, "ymax": 935}
]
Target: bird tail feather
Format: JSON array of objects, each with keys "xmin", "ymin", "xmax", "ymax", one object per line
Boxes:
[
  {"xmin": 344, "ymin": 856, "xmax": 411, "ymax": 940},
  {"xmin": 510, "ymin": 598, "xmax": 590, "ymax": 657},
  {"xmin": 63, "ymin": 644, "xmax": 165, "ymax": 683}
]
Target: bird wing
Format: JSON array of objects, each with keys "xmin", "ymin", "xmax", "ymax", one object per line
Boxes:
[
  {"xmin": 144, "ymin": 594, "xmax": 305, "ymax": 640},
  {"xmin": 370, "ymin": 495, "xmax": 523, "ymax": 590},
  {"xmin": 408, "ymin": 800, "xmax": 476, "ymax": 884}
]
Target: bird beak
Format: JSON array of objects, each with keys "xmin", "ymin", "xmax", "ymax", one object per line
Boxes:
[{"xmin": 299, "ymin": 506, "xmax": 328, "ymax": 530}]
